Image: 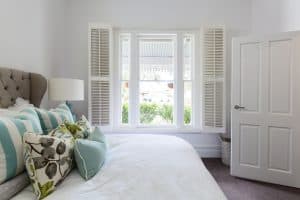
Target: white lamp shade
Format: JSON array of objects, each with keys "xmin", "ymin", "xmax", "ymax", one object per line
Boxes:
[{"xmin": 48, "ymin": 78, "xmax": 84, "ymax": 101}]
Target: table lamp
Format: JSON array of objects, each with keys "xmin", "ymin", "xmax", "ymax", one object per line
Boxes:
[{"xmin": 48, "ymin": 78, "xmax": 84, "ymax": 120}]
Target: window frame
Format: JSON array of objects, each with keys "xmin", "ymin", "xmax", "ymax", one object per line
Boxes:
[
  {"xmin": 119, "ymin": 33, "xmax": 131, "ymax": 126},
  {"xmin": 112, "ymin": 29, "xmax": 225, "ymax": 133},
  {"xmin": 114, "ymin": 30, "xmax": 197, "ymax": 130},
  {"xmin": 137, "ymin": 34, "xmax": 177, "ymax": 128},
  {"xmin": 182, "ymin": 33, "xmax": 195, "ymax": 127}
]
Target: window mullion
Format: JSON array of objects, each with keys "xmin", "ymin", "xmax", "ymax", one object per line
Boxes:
[
  {"xmin": 115, "ymin": 31, "xmax": 121, "ymax": 127},
  {"xmin": 176, "ymin": 33, "xmax": 184, "ymax": 128},
  {"xmin": 193, "ymin": 32, "xmax": 201, "ymax": 129},
  {"xmin": 129, "ymin": 33, "xmax": 139, "ymax": 127}
]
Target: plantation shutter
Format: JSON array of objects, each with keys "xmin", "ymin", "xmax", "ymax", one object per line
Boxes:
[
  {"xmin": 202, "ymin": 27, "xmax": 225, "ymax": 129},
  {"xmin": 88, "ymin": 25, "xmax": 112, "ymax": 126}
]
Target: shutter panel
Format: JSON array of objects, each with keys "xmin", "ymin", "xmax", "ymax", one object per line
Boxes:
[
  {"xmin": 89, "ymin": 25, "xmax": 112, "ymax": 126},
  {"xmin": 202, "ymin": 27, "xmax": 225, "ymax": 129}
]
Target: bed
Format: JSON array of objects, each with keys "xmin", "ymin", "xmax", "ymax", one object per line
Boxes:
[{"xmin": 0, "ymin": 67, "xmax": 227, "ymax": 200}]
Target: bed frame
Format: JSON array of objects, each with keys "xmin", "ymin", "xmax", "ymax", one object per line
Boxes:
[{"xmin": 0, "ymin": 67, "xmax": 47, "ymax": 108}]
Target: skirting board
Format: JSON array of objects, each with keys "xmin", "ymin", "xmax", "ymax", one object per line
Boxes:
[{"xmin": 194, "ymin": 145, "xmax": 221, "ymax": 158}]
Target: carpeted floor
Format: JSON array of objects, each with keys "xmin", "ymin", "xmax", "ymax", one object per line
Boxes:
[{"xmin": 202, "ymin": 158, "xmax": 300, "ymax": 200}]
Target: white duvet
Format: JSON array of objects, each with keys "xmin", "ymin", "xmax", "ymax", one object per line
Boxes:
[{"xmin": 13, "ymin": 134, "xmax": 226, "ymax": 200}]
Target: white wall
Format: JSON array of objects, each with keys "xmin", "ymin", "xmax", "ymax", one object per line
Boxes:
[
  {"xmin": 0, "ymin": 0, "xmax": 66, "ymax": 106},
  {"xmin": 252, "ymin": 0, "xmax": 300, "ymax": 34},
  {"xmin": 54, "ymin": 0, "xmax": 252, "ymax": 156},
  {"xmin": 1, "ymin": 0, "xmax": 295, "ymax": 156},
  {"xmin": 62, "ymin": 0, "xmax": 252, "ymax": 118},
  {"xmin": 7, "ymin": 0, "xmax": 300, "ymax": 156}
]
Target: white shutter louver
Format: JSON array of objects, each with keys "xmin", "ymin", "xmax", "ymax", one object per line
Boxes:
[
  {"xmin": 202, "ymin": 27, "xmax": 225, "ymax": 129},
  {"xmin": 89, "ymin": 25, "xmax": 112, "ymax": 126}
]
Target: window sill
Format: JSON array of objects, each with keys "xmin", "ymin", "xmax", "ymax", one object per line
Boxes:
[{"xmin": 100, "ymin": 126, "xmax": 225, "ymax": 135}]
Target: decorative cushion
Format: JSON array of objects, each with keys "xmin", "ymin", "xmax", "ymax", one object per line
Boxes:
[
  {"xmin": 0, "ymin": 107, "xmax": 42, "ymax": 134},
  {"xmin": 74, "ymin": 127, "xmax": 107, "ymax": 180},
  {"xmin": 8, "ymin": 97, "xmax": 33, "ymax": 111},
  {"xmin": 0, "ymin": 116, "xmax": 42, "ymax": 184},
  {"xmin": 35, "ymin": 103, "xmax": 74, "ymax": 134},
  {"xmin": 65, "ymin": 115, "xmax": 92, "ymax": 139},
  {"xmin": 48, "ymin": 123, "xmax": 74, "ymax": 138},
  {"xmin": 15, "ymin": 108, "xmax": 43, "ymax": 134},
  {"xmin": 76, "ymin": 115, "xmax": 92, "ymax": 134},
  {"xmin": 23, "ymin": 132, "xmax": 75, "ymax": 199},
  {"xmin": 48, "ymin": 115, "xmax": 91, "ymax": 139},
  {"xmin": 88, "ymin": 127, "xmax": 106, "ymax": 144}
]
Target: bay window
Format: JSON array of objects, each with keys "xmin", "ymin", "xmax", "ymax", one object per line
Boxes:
[{"xmin": 89, "ymin": 26, "xmax": 225, "ymax": 133}]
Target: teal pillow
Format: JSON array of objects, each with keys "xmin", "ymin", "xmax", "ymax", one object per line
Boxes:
[
  {"xmin": 88, "ymin": 127, "xmax": 106, "ymax": 144},
  {"xmin": 2, "ymin": 107, "xmax": 43, "ymax": 134},
  {"xmin": 0, "ymin": 116, "xmax": 43, "ymax": 184},
  {"xmin": 35, "ymin": 103, "xmax": 74, "ymax": 134},
  {"xmin": 74, "ymin": 128, "xmax": 107, "ymax": 180},
  {"xmin": 15, "ymin": 108, "xmax": 43, "ymax": 134}
]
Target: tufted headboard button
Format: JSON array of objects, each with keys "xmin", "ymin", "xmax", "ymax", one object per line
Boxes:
[
  {"xmin": 4, "ymin": 86, "xmax": 8, "ymax": 90},
  {"xmin": 16, "ymin": 86, "xmax": 19, "ymax": 91}
]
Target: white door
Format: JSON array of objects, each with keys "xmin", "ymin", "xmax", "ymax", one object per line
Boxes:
[{"xmin": 231, "ymin": 32, "xmax": 300, "ymax": 188}]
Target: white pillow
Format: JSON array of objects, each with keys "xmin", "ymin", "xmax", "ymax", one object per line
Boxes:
[
  {"xmin": 0, "ymin": 98, "xmax": 33, "ymax": 116},
  {"xmin": 16, "ymin": 97, "xmax": 30, "ymax": 105},
  {"xmin": 8, "ymin": 97, "xmax": 33, "ymax": 111}
]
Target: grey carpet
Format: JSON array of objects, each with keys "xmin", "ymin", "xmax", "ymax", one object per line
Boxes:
[{"xmin": 202, "ymin": 158, "xmax": 300, "ymax": 200}]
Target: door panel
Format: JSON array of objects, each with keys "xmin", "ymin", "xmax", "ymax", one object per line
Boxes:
[
  {"xmin": 231, "ymin": 32, "xmax": 300, "ymax": 188},
  {"xmin": 240, "ymin": 43, "xmax": 261, "ymax": 113},
  {"xmin": 269, "ymin": 40, "xmax": 292, "ymax": 114},
  {"xmin": 240, "ymin": 124, "xmax": 260, "ymax": 167},
  {"xmin": 268, "ymin": 127, "xmax": 292, "ymax": 172}
]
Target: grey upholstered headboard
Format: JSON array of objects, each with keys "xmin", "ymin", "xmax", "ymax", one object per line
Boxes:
[{"xmin": 0, "ymin": 67, "xmax": 47, "ymax": 108}]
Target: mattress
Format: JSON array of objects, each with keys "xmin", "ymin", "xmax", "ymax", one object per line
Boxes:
[{"xmin": 13, "ymin": 134, "xmax": 226, "ymax": 200}]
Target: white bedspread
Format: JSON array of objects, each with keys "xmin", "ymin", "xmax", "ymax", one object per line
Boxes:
[{"xmin": 13, "ymin": 134, "xmax": 226, "ymax": 200}]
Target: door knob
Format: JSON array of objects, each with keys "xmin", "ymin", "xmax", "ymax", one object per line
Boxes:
[{"xmin": 234, "ymin": 105, "xmax": 245, "ymax": 110}]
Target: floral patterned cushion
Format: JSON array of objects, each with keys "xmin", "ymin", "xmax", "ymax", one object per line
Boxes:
[
  {"xmin": 66, "ymin": 115, "xmax": 92, "ymax": 139},
  {"xmin": 49, "ymin": 115, "xmax": 92, "ymax": 139},
  {"xmin": 23, "ymin": 131, "xmax": 75, "ymax": 199}
]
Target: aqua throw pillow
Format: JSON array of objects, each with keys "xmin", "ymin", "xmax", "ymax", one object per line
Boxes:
[
  {"xmin": 74, "ymin": 127, "xmax": 107, "ymax": 180},
  {"xmin": 0, "ymin": 107, "xmax": 43, "ymax": 134},
  {"xmin": 88, "ymin": 127, "xmax": 106, "ymax": 144},
  {"xmin": 0, "ymin": 114, "xmax": 42, "ymax": 184},
  {"xmin": 35, "ymin": 103, "xmax": 74, "ymax": 134},
  {"xmin": 15, "ymin": 108, "xmax": 43, "ymax": 133}
]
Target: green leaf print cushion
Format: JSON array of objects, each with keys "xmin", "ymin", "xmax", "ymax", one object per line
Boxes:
[
  {"xmin": 51, "ymin": 115, "xmax": 92, "ymax": 139},
  {"xmin": 23, "ymin": 132, "xmax": 75, "ymax": 199}
]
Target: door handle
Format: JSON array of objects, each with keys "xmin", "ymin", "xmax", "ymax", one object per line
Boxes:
[{"xmin": 234, "ymin": 105, "xmax": 245, "ymax": 110}]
